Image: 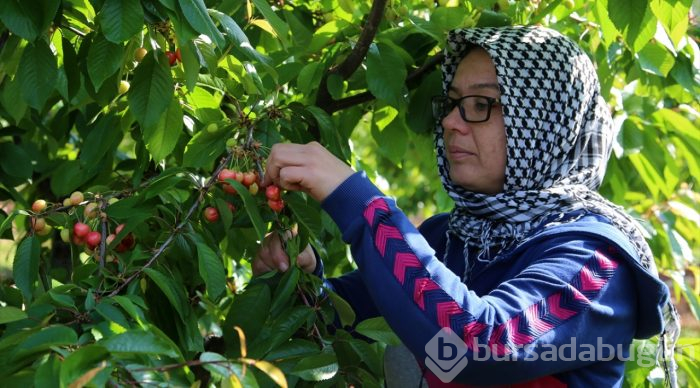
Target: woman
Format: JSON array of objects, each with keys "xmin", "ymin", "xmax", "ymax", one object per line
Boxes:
[{"xmin": 255, "ymin": 25, "xmax": 679, "ymax": 387}]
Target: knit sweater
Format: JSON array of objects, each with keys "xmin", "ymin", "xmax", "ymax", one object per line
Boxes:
[{"xmin": 320, "ymin": 172, "xmax": 669, "ymax": 387}]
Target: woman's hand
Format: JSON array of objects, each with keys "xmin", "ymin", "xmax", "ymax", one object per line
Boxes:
[
  {"xmin": 261, "ymin": 141, "xmax": 354, "ymax": 202},
  {"xmin": 252, "ymin": 231, "xmax": 317, "ymax": 276}
]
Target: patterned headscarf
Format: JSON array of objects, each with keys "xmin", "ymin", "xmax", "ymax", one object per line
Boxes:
[{"xmin": 436, "ymin": 25, "xmax": 679, "ymax": 387}]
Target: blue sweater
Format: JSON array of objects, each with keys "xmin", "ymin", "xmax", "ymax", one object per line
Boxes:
[{"xmin": 320, "ymin": 172, "xmax": 669, "ymax": 387}]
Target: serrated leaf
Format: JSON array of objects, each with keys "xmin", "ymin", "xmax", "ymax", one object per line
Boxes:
[
  {"xmin": 366, "ymin": 43, "xmax": 407, "ymax": 108},
  {"xmin": 224, "ymin": 283, "xmax": 271, "ymax": 346},
  {"xmin": 211, "ymin": 11, "xmax": 274, "ymax": 72},
  {"xmin": 226, "ymin": 179, "xmax": 266, "ymax": 242},
  {"xmin": 0, "ymin": 306, "xmax": 27, "ymax": 324},
  {"xmin": 196, "ymin": 242, "xmax": 227, "ymax": 301},
  {"xmin": 80, "ymin": 113, "xmax": 123, "ymax": 169},
  {"xmin": 638, "ymin": 42, "xmax": 675, "ymax": 77},
  {"xmin": 250, "ymin": 0, "xmax": 290, "ymax": 48},
  {"xmin": 143, "ymin": 96, "xmax": 183, "ymax": 162},
  {"xmin": 102, "ymin": 330, "xmax": 180, "ymax": 358},
  {"xmin": 177, "ymin": 0, "xmax": 225, "ymax": 48},
  {"xmin": 87, "ymin": 34, "xmax": 124, "ymax": 90},
  {"xmin": 326, "ymin": 290, "xmax": 355, "ymax": 328},
  {"xmin": 99, "ymin": 0, "xmax": 144, "ymax": 43},
  {"xmin": 13, "ymin": 236, "xmax": 40, "ymax": 303},
  {"xmin": 16, "ymin": 325, "xmax": 78, "ymax": 358},
  {"xmin": 128, "ymin": 50, "xmax": 173, "ymax": 129},
  {"xmin": 251, "ymin": 359, "xmax": 287, "ymax": 388},
  {"xmin": 144, "ymin": 268, "xmax": 188, "ymax": 323},
  {"xmin": 0, "ymin": 0, "xmax": 60, "ymax": 42},
  {"xmin": 270, "ymin": 266, "xmax": 300, "ymax": 316},
  {"xmin": 285, "ymin": 192, "xmax": 322, "ymax": 240},
  {"xmin": 59, "ymin": 345, "xmax": 109, "ymax": 388},
  {"xmin": 183, "ymin": 129, "xmax": 227, "ymax": 170},
  {"xmin": 291, "ymin": 351, "xmax": 338, "ymax": 381},
  {"xmin": 0, "ymin": 142, "xmax": 32, "ymax": 179},
  {"xmin": 16, "ymin": 40, "xmax": 57, "ymax": 110},
  {"xmin": 34, "ymin": 354, "xmax": 61, "ymax": 388},
  {"xmin": 355, "ymin": 317, "xmax": 402, "ymax": 346}
]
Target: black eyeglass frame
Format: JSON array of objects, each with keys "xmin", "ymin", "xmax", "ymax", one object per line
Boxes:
[{"xmin": 431, "ymin": 95, "xmax": 501, "ymax": 123}]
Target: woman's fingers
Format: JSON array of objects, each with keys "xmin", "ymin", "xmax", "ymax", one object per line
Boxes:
[
  {"xmin": 252, "ymin": 231, "xmax": 318, "ymax": 276},
  {"xmin": 263, "ymin": 142, "xmax": 354, "ymax": 202}
]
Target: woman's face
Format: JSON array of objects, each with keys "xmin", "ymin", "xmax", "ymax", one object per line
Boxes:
[{"xmin": 442, "ymin": 48, "xmax": 507, "ymax": 194}]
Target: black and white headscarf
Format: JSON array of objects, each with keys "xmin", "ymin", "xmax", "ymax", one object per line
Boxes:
[{"xmin": 436, "ymin": 25, "xmax": 679, "ymax": 386}]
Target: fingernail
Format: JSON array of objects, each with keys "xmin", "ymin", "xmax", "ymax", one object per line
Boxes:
[{"xmin": 279, "ymin": 262, "xmax": 288, "ymax": 271}]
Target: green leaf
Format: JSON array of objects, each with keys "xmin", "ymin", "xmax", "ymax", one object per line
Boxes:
[
  {"xmin": 224, "ymin": 283, "xmax": 271, "ymax": 346},
  {"xmin": 326, "ymin": 290, "xmax": 356, "ymax": 328},
  {"xmin": 650, "ymin": 0, "xmax": 691, "ymax": 47},
  {"xmin": 265, "ymin": 305, "xmax": 314, "ymax": 353},
  {"xmin": 183, "ymin": 129, "xmax": 227, "ymax": 170},
  {"xmin": 96, "ymin": 301, "xmax": 131, "ymax": 330},
  {"xmin": 12, "ymin": 236, "xmax": 40, "ymax": 303},
  {"xmin": 99, "ymin": 0, "xmax": 144, "ymax": 43},
  {"xmin": 102, "ymin": 329, "xmax": 180, "ymax": 358},
  {"xmin": 128, "ymin": 50, "xmax": 173, "ymax": 129},
  {"xmin": 637, "ymin": 41, "xmax": 675, "ymax": 77},
  {"xmin": 270, "ymin": 266, "xmax": 300, "ymax": 316},
  {"xmin": 211, "ymin": 11, "xmax": 274, "ymax": 71},
  {"xmin": 227, "ymin": 179, "xmax": 267, "ymax": 242},
  {"xmin": 304, "ymin": 106, "xmax": 347, "ymax": 160},
  {"xmin": 291, "ymin": 351, "xmax": 339, "ymax": 381},
  {"xmin": 366, "ymin": 43, "xmax": 407, "ymax": 108},
  {"xmin": 0, "ymin": 0, "xmax": 60, "ymax": 41},
  {"xmin": 143, "ymin": 96, "xmax": 183, "ymax": 162},
  {"xmin": 177, "ymin": 0, "xmax": 226, "ymax": 48},
  {"xmin": 80, "ymin": 113, "xmax": 123, "ymax": 169},
  {"xmin": 87, "ymin": 33, "xmax": 124, "ymax": 90},
  {"xmin": 199, "ymin": 352, "xmax": 236, "ymax": 379},
  {"xmin": 144, "ymin": 268, "xmax": 188, "ymax": 323},
  {"xmin": 16, "ymin": 40, "xmax": 57, "ymax": 110},
  {"xmin": 0, "ymin": 142, "xmax": 32, "ymax": 179},
  {"xmin": 607, "ymin": 0, "xmax": 656, "ymax": 53},
  {"xmin": 251, "ymin": 359, "xmax": 288, "ymax": 388},
  {"xmin": 59, "ymin": 345, "xmax": 109, "ymax": 388},
  {"xmin": 251, "ymin": 0, "xmax": 290, "ymax": 48},
  {"xmin": 196, "ymin": 242, "xmax": 227, "ymax": 301},
  {"xmin": 34, "ymin": 354, "xmax": 61, "ymax": 388},
  {"xmin": 0, "ymin": 306, "xmax": 27, "ymax": 324},
  {"xmin": 285, "ymin": 192, "xmax": 322, "ymax": 240},
  {"xmin": 355, "ymin": 317, "xmax": 402, "ymax": 346},
  {"xmin": 16, "ymin": 325, "xmax": 78, "ymax": 358}
]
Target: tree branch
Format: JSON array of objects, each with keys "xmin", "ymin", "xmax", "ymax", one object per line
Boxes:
[{"xmin": 316, "ymin": 0, "xmax": 388, "ymax": 115}]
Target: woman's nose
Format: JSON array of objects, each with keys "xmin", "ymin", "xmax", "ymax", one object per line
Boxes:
[{"xmin": 441, "ymin": 108, "xmax": 471, "ymax": 135}]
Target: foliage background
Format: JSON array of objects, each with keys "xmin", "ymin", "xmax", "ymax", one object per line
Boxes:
[{"xmin": 0, "ymin": 0, "xmax": 698, "ymax": 386}]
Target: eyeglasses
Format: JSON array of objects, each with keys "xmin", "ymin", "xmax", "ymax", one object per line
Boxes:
[{"xmin": 431, "ymin": 95, "xmax": 501, "ymax": 123}]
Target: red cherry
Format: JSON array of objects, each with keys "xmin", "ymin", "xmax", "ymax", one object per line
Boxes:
[
  {"xmin": 242, "ymin": 171, "xmax": 256, "ymax": 187},
  {"xmin": 265, "ymin": 185, "xmax": 281, "ymax": 201},
  {"xmin": 32, "ymin": 199, "xmax": 47, "ymax": 213},
  {"xmin": 175, "ymin": 48, "xmax": 181, "ymax": 62},
  {"xmin": 86, "ymin": 231, "xmax": 101, "ymax": 249},
  {"xmin": 203, "ymin": 207, "xmax": 219, "ymax": 223},
  {"xmin": 226, "ymin": 202, "xmax": 236, "ymax": 212},
  {"xmin": 166, "ymin": 51, "xmax": 177, "ymax": 66},
  {"xmin": 72, "ymin": 234, "xmax": 85, "ymax": 246},
  {"xmin": 74, "ymin": 222, "xmax": 90, "ymax": 238},
  {"xmin": 218, "ymin": 169, "xmax": 238, "ymax": 194},
  {"xmin": 267, "ymin": 199, "xmax": 285, "ymax": 213}
]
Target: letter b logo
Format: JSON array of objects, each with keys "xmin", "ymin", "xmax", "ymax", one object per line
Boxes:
[{"xmin": 425, "ymin": 328, "xmax": 469, "ymax": 382}]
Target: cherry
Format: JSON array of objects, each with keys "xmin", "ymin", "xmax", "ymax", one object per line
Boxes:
[
  {"xmin": 267, "ymin": 199, "xmax": 285, "ymax": 213},
  {"xmin": 73, "ymin": 222, "xmax": 90, "ymax": 238},
  {"xmin": 63, "ymin": 198, "xmax": 73, "ymax": 207},
  {"xmin": 226, "ymin": 202, "xmax": 236, "ymax": 212},
  {"xmin": 70, "ymin": 191, "xmax": 84, "ymax": 205},
  {"xmin": 86, "ymin": 231, "xmax": 101, "ymax": 249},
  {"xmin": 32, "ymin": 199, "xmax": 47, "ymax": 213},
  {"xmin": 60, "ymin": 229, "xmax": 70, "ymax": 243},
  {"xmin": 134, "ymin": 47, "xmax": 147, "ymax": 62},
  {"xmin": 204, "ymin": 207, "xmax": 219, "ymax": 223},
  {"xmin": 31, "ymin": 217, "xmax": 46, "ymax": 232},
  {"xmin": 166, "ymin": 51, "xmax": 177, "ymax": 66},
  {"xmin": 242, "ymin": 171, "xmax": 256, "ymax": 187},
  {"xmin": 118, "ymin": 80, "xmax": 130, "ymax": 94},
  {"xmin": 265, "ymin": 185, "xmax": 281, "ymax": 201},
  {"xmin": 84, "ymin": 203, "xmax": 99, "ymax": 219},
  {"xmin": 218, "ymin": 169, "xmax": 237, "ymax": 194},
  {"xmin": 248, "ymin": 182, "xmax": 259, "ymax": 195},
  {"xmin": 72, "ymin": 234, "xmax": 85, "ymax": 246}
]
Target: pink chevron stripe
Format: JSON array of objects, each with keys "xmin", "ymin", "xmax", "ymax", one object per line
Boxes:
[
  {"xmin": 506, "ymin": 315, "xmax": 534, "ymax": 345},
  {"xmin": 462, "ymin": 321, "xmax": 488, "ymax": 349},
  {"xmin": 595, "ymin": 250, "xmax": 619, "ymax": 271},
  {"xmin": 487, "ymin": 324, "xmax": 511, "ymax": 356},
  {"xmin": 393, "ymin": 252, "xmax": 422, "ymax": 284},
  {"xmin": 413, "ymin": 278, "xmax": 440, "ymax": 310},
  {"xmin": 363, "ymin": 198, "xmax": 390, "ymax": 226},
  {"xmin": 547, "ymin": 292, "xmax": 578, "ymax": 320},
  {"xmin": 525, "ymin": 303, "xmax": 554, "ymax": 334},
  {"xmin": 578, "ymin": 265, "xmax": 607, "ymax": 292},
  {"xmin": 569, "ymin": 284, "xmax": 590, "ymax": 303},
  {"xmin": 374, "ymin": 224, "xmax": 402, "ymax": 257},
  {"xmin": 436, "ymin": 301, "xmax": 463, "ymax": 328}
]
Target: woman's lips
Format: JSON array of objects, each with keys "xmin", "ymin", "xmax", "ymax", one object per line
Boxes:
[{"xmin": 447, "ymin": 146, "xmax": 476, "ymax": 160}]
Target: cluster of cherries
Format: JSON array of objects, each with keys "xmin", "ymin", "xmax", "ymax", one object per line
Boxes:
[
  {"xmin": 202, "ymin": 168, "xmax": 285, "ymax": 223},
  {"xmin": 30, "ymin": 191, "xmax": 136, "ymax": 260}
]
